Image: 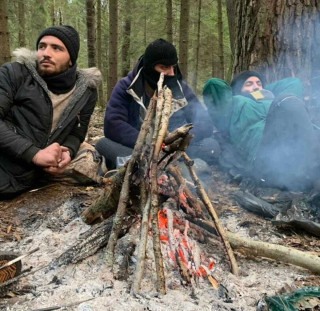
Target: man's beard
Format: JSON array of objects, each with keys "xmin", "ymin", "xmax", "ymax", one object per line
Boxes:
[{"xmin": 37, "ymin": 58, "xmax": 70, "ymax": 77}]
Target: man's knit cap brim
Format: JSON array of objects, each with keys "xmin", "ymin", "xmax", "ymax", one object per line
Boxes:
[
  {"xmin": 36, "ymin": 25, "xmax": 80, "ymax": 65},
  {"xmin": 230, "ymin": 70, "xmax": 266, "ymax": 95}
]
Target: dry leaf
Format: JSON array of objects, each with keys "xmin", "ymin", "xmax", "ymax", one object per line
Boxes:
[
  {"xmin": 6, "ymin": 225, "xmax": 12, "ymax": 234},
  {"xmin": 208, "ymin": 275, "xmax": 219, "ymax": 290},
  {"xmin": 14, "ymin": 233, "xmax": 21, "ymax": 241}
]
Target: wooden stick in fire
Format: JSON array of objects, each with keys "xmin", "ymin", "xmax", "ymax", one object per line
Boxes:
[
  {"xmin": 105, "ymin": 95, "xmax": 157, "ymax": 266},
  {"xmin": 149, "ymin": 76, "xmax": 172, "ymax": 295},
  {"xmin": 182, "ymin": 153, "xmax": 240, "ymax": 276},
  {"xmin": 131, "ymin": 195, "xmax": 151, "ymax": 294}
]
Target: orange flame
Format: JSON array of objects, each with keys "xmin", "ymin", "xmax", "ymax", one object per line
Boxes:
[{"xmin": 157, "ymin": 209, "xmax": 216, "ymax": 282}]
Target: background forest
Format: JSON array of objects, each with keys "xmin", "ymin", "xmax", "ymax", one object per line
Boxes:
[
  {"xmin": 0, "ymin": 0, "xmax": 230, "ymax": 103},
  {"xmin": 1, "ymin": 1, "xmax": 320, "ymax": 107}
]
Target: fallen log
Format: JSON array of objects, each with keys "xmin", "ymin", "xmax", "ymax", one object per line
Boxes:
[{"xmin": 227, "ymin": 232, "xmax": 320, "ymax": 275}]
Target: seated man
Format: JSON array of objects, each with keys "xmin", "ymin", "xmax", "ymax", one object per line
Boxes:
[
  {"xmin": 0, "ymin": 25, "xmax": 101, "ymax": 197},
  {"xmin": 96, "ymin": 38, "xmax": 220, "ymax": 169},
  {"xmin": 203, "ymin": 71, "xmax": 320, "ymax": 190}
]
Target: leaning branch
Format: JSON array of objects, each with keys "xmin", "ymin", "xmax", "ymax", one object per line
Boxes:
[
  {"xmin": 105, "ymin": 96, "xmax": 157, "ymax": 266},
  {"xmin": 182, "ymin": 153, "xmax": 239, "ymax": 276}
]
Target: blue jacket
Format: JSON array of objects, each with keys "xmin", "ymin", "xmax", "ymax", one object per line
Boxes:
[{"xmin": 104, "ymin": 59, "xmax": 213, "ymax": 148}]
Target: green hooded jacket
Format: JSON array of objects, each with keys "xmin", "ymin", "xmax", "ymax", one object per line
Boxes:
[{"xmin": 203, "ymin": 77, "xmax": 303, "ymax": 163}]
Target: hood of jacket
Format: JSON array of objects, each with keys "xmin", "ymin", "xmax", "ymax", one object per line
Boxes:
[
  {"xmin": 126, "ymin": 56, "xmax": 187, "ymax": 115},
  {"xmin": 12, "ymin": 48, "xmax": 102, "ymax": 90}
]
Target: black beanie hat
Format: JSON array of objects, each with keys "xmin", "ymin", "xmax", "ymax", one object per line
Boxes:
[
  {"xmin": 36, "ymin": 25, "xmax": 80, "ymax": 65},
  {"xmin": 230, "ymin": 70, "xmax": 265, "ymax": 95},
  {"xmin": 143, "ymin": 38, "xmax": 178, "ymax": 68}
]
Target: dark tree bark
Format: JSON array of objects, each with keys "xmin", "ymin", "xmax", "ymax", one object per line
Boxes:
[
  {"xmin": 121, "ymin": 0, "xmax": 131, "ymax": 77},
  {"xmin": 58, "ymin": 8, "xmax": 63, "ymax": 25},
  {"xmin": 216, "ymin": 0, "xmax": 224, "ymax": 80},
  {"xmin": 86, "ymin": 0, "xmax": 96, "ymax": 68},
  {"xmin": 50, "ymin": 0, "xmax": 55, "ymax": 26},
  {"xmin": 166, "ymin": 0, "xmax": 173, "ymax": 43},
  {"xmin": 225, "ymin": 0, "xmax": 235, "ymax": 55},
  {"xmin": 191, "ymin": 0, "xmax": 202, "ymax": 92},
  {"xmin": 96, "ymin": 0, "xmax": 104, "ymax": 106},
  {"xmin": 18, "ymin": 0, "xmax": 26, "ymax": 46},
  {"xmin": 144, "ymin": 0, "xmax": 147, "ymax": 46},
  {"xmin": 0, "ymin": 0, "xmax": 10, "ymax": 65},
  {"xmin": 179, "ymin": 0, "xmax": 190, "ymax": 80},
  {"xmin": 108, "ymin": 0, "xmax": 118, "ymax": 99},
  {"xmin": 228, "ymin": 0, "xmax": 320, "ymax": 86}
]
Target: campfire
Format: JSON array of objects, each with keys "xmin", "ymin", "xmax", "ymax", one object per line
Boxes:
[
  {"xmin": 2, "ymin": 75, "xmax": 320, "ymax": 309},
  {"xmin": 77, "ymin": 73, "xmax": 238, "ymax": 295}
]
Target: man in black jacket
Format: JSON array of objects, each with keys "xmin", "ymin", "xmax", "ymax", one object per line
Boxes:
[
  {"xmin": 0, "ymin": 25, "xmax": 101, "ymax": 196},
  {"xmin": 96, "ymin": 38, "xmax": 220, "ymax": 169}
]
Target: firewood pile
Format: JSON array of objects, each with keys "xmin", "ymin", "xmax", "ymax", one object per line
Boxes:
[{"xmin": 55, "ymin": 74, "xmax": 238, "ymax": 295}]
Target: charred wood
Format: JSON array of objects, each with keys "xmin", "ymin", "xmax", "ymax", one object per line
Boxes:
[
  {"xmin": 113, "ymin": 235, "xmax": 137, "ymax": 280},
  {"xmin": 53, "ymin": 216, "xmax": 135, "ymax": 267},
  {"xmin": 81, "ymin": 166, "xmax": 127, "ymax": 224}
]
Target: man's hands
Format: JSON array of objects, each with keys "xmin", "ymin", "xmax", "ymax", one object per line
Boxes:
[{"xmin": 32, "ymin": 143, "xmax": 71, "ymax": 175}]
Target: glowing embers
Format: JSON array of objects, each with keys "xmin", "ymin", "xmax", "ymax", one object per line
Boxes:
[{"xmin": 158, "ymin": 208, "xmax": 217, "ymax": 287}]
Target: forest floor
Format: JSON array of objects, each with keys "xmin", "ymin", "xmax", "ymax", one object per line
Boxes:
[{"xmin": 0, "ymin": 107, "xmax": 320, "ymax": 311}]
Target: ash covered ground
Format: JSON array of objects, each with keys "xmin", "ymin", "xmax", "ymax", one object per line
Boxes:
[{"xmin": 0, "ymin": 107, "xmax": 319, "ymax": 311}]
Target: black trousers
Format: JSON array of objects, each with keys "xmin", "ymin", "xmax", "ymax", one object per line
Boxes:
[{"xmin": 253, "ymin": 95, "xmax": 320, "ymax": 191}]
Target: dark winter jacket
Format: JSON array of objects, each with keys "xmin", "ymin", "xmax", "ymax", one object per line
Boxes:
[
  {"xmin": 0, "ymin": 48, "xmax": 101, "ymax": 194},
  {"xmin": 104, "ymin": 58, "xmax": 213, "ymax": 148}
]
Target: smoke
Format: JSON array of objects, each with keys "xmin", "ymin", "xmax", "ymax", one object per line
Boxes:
[{"xmin": 252, "ymin": 95, "xmax": 320, "ymax": 191}]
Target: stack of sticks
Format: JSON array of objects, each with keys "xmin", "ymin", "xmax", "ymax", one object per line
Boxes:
[{"xmin": 82, "ymin": 74, "xmax": 239, "ymax": 295}]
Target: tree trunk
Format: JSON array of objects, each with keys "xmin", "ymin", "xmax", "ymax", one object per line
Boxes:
[
  {"xmin": 166, "ymin": 0, "xmax": 173, "ymax": 43},
  {"xmin": 18, "ymin": 0, "xmax": 26, "ymax": 46},
  {"xmin": 121, "ymin": 0, "xmax": 131, "ymax": 77},
  {"xmin": 179, "ymin": 0, "xmax": 190, "ymax": 80},
  {"xmin": 228, "ymin": 0, "xmax": 320, "ymax": 85},
  {"xmin": 216, "ymin": 0, "xmax": 224, "ymax": 80},
  {"xmin": 50, "ymin": 0, "xmax": 55, "ymax": 26},
  {"xmin": 86, "ymin": 0, "xmax": 96, "ymax": 68},
  {"xmin": 144, "ymin": 0, "xmax": 147, "ymax": 46},
  {"xmin": 58, "ymin": 8, "xmax": 62, "ymax": 25},
  {"xmin": 96, "ymin": 0, "xmax": 104, "ymax": 106},
  {"xmin": 191, "ymin": 0, "xmax": 201, "ymax": 93},
  {"xmin": 0, "ymin": 0, "xmax": 10, "ymax": 65},
  {"xmin": 108, "ymin": 0, "xmax": 118, "ymax": 100},
  {"xmin": 225, "ymin": 0, "xmax": 235, "ymax": 55}
]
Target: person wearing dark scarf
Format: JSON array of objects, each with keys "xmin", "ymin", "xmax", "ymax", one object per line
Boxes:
[
  {"xmin": 96, "ymin": 38, "xmax": 220, "ymax": 169},
  {"xmin": 0, "ymin": 25, "xmax": 101, "ymax": 196}
]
